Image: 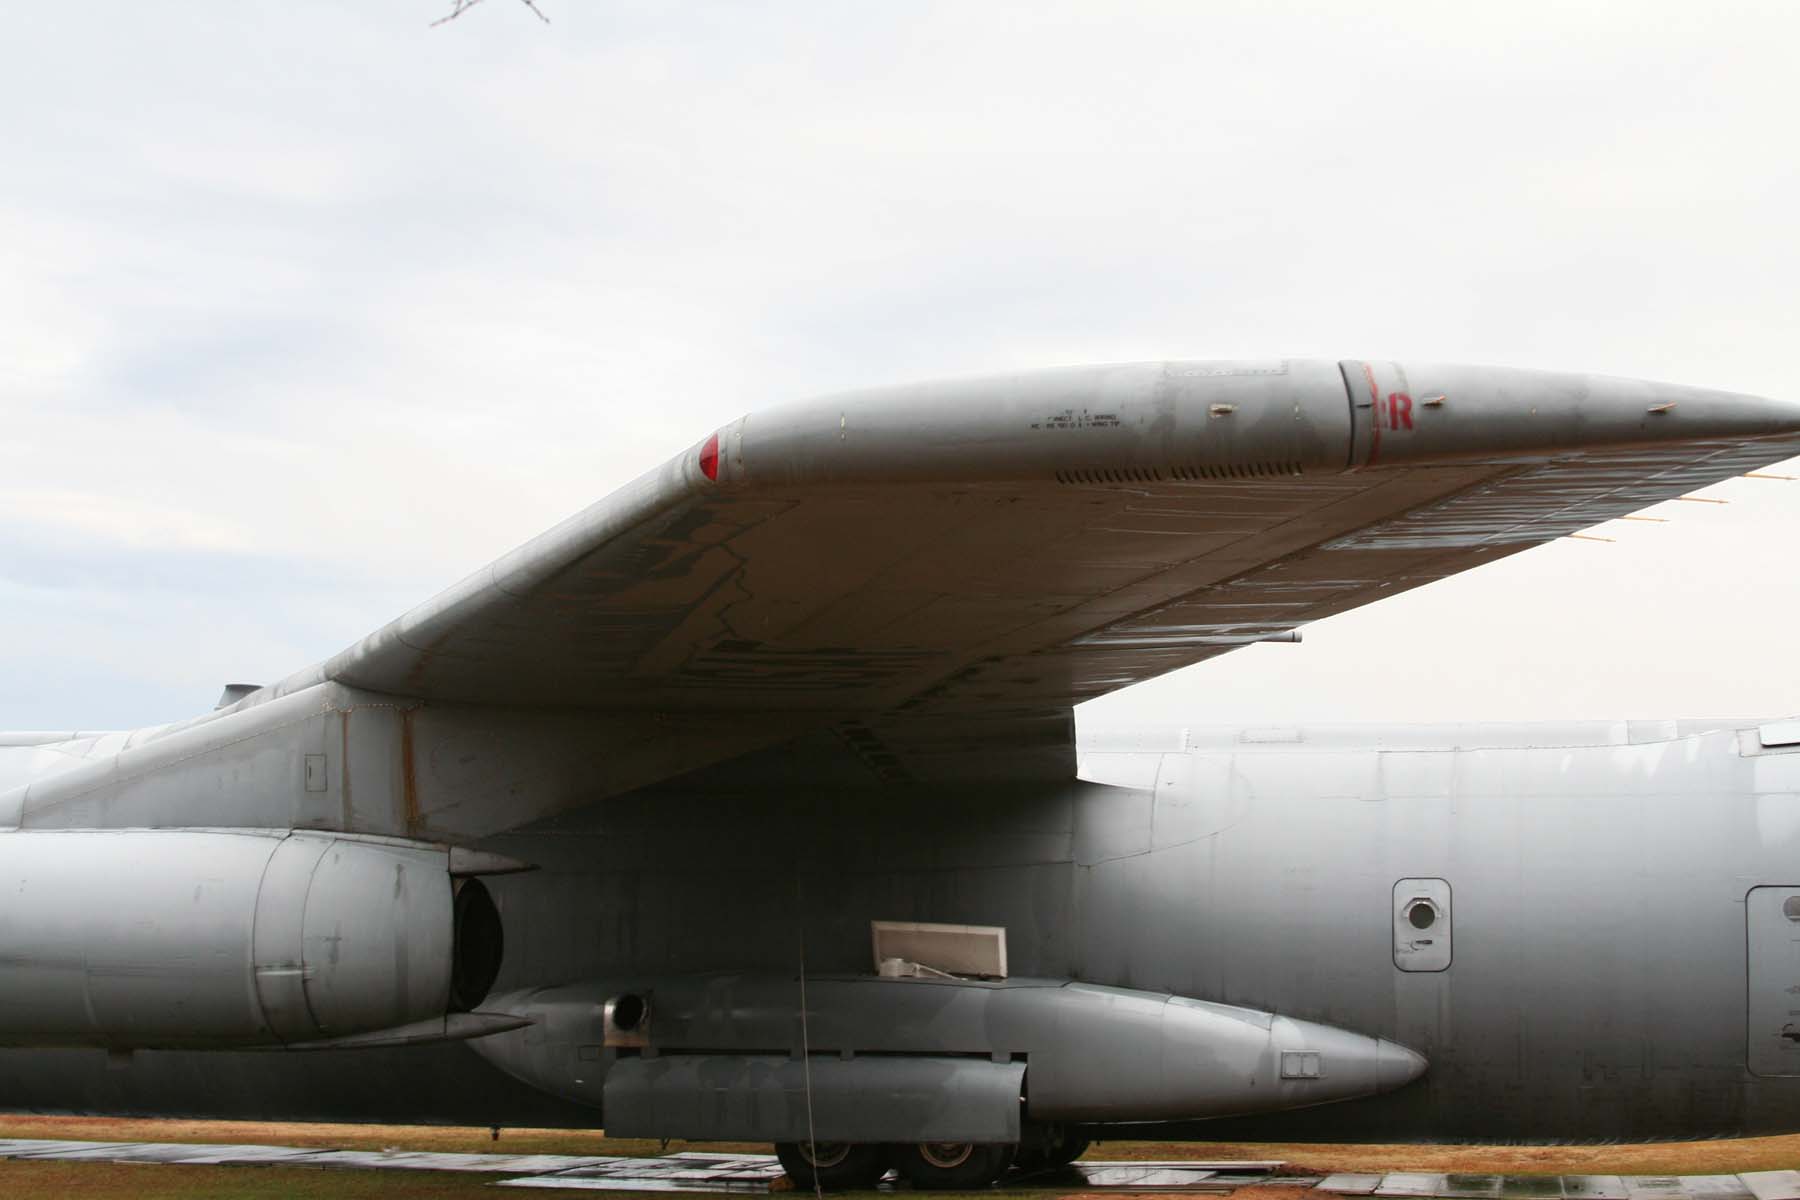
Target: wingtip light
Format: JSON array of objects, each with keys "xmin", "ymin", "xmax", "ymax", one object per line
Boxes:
[{"xmin": 698, "ymin": 432, "xmax": 720, "ymax": 481}]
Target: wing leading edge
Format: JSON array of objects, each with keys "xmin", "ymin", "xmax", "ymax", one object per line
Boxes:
[{"xmin": 245, "ymin": 358, "xmax": 1800, "ymax": 784}]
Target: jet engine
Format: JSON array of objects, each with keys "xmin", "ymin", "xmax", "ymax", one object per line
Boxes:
[{"xmin": 0, "ymin": 829, "xmax": 515, "ymax": 1050}]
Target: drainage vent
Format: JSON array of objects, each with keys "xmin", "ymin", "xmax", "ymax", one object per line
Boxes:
[
  {"xmin": 1053, "ymin": 461, "xmax": 1302, "ymax": 485},
  {"xmin": 1053, "ymin": 466, "xmax": 1165, "ymax": 485},
  {"xmin": 1167, "ymin": 461, "xmax": 1303, "ymax": 481}
]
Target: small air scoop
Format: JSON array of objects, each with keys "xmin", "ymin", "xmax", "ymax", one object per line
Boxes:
[
  {"xmin": 872, "ymin": 920, "xmax": 1007, "ymax": 979},
  {"xmin": 215, "ymin": 683, "xmax": 262, "ymax": 710}
]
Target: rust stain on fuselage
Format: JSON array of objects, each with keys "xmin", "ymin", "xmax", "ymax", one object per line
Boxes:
[
  {"xmin": 400, "ymin": 707, "xmax": 420, "ymax": 837},
  {"xmin": 339, "ymin": 708, "xmax": 352, "ymax": 830}
]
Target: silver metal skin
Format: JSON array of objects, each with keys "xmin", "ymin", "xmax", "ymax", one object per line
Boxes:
[
  {"xmin": 469, "ymin": 974, "xmax": 1428, "ymax": 1141},
  {"xmin": 0, "ymin": 830, "xmax": 472, "ymax": 1049},
  {"xmin": 1, "ymin": 360, "xmax": 1799, "ymax": 1147}
]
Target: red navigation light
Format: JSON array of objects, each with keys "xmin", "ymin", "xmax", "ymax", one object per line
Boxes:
[{"xmin": 698, "ymin": 432, "xmax": 720, "ymax": 481}]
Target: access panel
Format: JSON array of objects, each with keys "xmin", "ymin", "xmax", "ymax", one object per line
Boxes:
[
  {"xmin": 603, "ymin": 1054, "xmax": 1026, "ymax": 1143},
  {"xmin": 1746, "ymin": 886, "xmax": 1800, "ymax": 1076},
  {"xmin": 1394, "ymin": 878, "xmax": 1452, "ymax": 972}
]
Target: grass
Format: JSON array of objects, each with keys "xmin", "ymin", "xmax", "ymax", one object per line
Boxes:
[
  {"xmin": 0, "ymin": 1113, "xmax": 760, "ymax": 1157},
  {"xmin": 0, "ymin": 1159, "xmax": 508, "ymax": 1198},
  {"xmin": 1085, "ymin": 1136, "xmax": 1800, "ymax": 1176},
  {"xmin": 0, "ymin": 1118, "xmax": 761, "ymax": 1199},
  {"xmin": 2, "ymin": 1117, "xmax": 1799, "ymax": 1198}
]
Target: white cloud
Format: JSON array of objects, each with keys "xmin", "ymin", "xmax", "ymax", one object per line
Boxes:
[{"xmin": 1, "ymin": 0, "xmax": 1797, "ymax": 727}]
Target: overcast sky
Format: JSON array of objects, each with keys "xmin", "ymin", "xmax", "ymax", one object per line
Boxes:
[{"xmin": 3, "ymin": 2, "xmax": 1798, "ymax": 732}]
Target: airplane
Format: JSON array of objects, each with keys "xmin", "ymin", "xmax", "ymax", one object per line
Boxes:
[{"xmin": 3, "ymin": 357, "xmax": 1800, "ymax": 1190}]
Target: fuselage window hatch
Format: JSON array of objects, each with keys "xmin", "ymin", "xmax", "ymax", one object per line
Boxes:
[{"xmin": 1394, "ymin": 878, "xmax": 1453, "ymax": 972}]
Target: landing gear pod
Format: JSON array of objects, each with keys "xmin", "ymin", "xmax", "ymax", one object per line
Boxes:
[
  {"xmin": 0, "ymin": 829, "xmax": 516, "ymax": 1049},
  {"xmin": 472, "ymin": 972, "xmax": 1428, "ymax": 1178}
]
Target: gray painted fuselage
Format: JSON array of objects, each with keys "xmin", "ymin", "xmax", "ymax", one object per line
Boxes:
[{"xmin": 3, "ymin": 713, "xmax": 1799, "ymax": 1141}]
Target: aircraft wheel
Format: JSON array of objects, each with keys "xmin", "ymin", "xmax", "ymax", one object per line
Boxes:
[
  {"xmin": 1014, "ymin": 1124, "xmax": 1089, "ymax": 1172},
  {"xmin": 774, "ymin": 1141, "xmax": 888, "ymax": 1191},
  {"xmin": 893, "ymin": 1141, "xmax": 1015, "ymax": 1189},
  {"xmin": 1043, "ymin": 1130, "xmax": 1090, "ymax": 1166}
]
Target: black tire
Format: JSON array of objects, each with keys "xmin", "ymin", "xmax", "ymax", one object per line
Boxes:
[
  {"xmin": 1012, "ymin": 1126, "xmax": 1089, "ymax": 1173},
  {"xmin": 774, "ymin": 1141, "xmax": 889, "ymax": 1191},
  {"xmin": 893, "ymin": 1141, "xmax": 1016, "ymax": 1189}
]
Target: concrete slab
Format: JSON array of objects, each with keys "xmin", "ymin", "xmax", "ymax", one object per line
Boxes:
[
  {"xmin": 132, "ymin": 1142, "xmax": 321, "ymax": 1165},
  {"xmin": 498, "ymin": 1153, "xmax": 790, "ymax": 1193},
  {"xmin": 6, "ymin": 1140, "xmax": 170, "ymax": 1161},
  {"xmin": 1318, "ymin": 1173, "xmax": 1387, "ymax": 1194},
  {"xmin": 1624, "ymin": 1178, "xmax": 1694, "ymax": 1200},
  {"xmin": 1323, "ymin": 1176, "xmax": 1767, "ymax": 1200},
  {"xmin": 1631, "ymin": 1177, "xmax": 1754, "ymax": 1200},
  {"xmin": 501, "ymin": 1160, "xmax": 787, "ymax": 1193},
  {"xmin": 0, "ymin": 1139, "xmax": 138, "ymax": 1159},
  {"xmin": 1742, "ymin": 1172, "xmax": 1800, "ymax": 1200},
  {"xmin": 499, "ymin": 1178, "xmax": 781, "ymax": 1194}
]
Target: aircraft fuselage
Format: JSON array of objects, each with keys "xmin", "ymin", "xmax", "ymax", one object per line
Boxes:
[{"xmin": 2, "ymin": 712, "xmax": 1799, "ymax": 1142}]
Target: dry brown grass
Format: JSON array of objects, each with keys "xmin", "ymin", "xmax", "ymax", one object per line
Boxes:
[
  {"xmin": 0, "ymin": 1159, "xmax": 508, "ymax": 1197},
  {"xmin": 0, "ymin": 1113, "xmax": 762, "ymax": 1157},
  {"xmin": 3, "ymin": 1117, "xmax": 1800, "ymax": 1198},
  {"xmin": 1087, "ymin": 1136, "xmax": 1800, "ymax": 1176}
]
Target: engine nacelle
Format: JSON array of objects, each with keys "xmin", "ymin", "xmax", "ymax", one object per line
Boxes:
[{"xmin": 0, "ymin": 829, "xmax": 507, "ymax": 1049}]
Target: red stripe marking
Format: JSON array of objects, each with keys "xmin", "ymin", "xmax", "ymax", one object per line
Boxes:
[
  {"xmin": 698, "ymin": 432, "xmax": 720, "ymax": 481},
  {"xmin": 1389, "ymin": 391, "xmax": 1413, "ymax": 431},
  {"xmin": 1361, "ymin": 362, "xmax": 1382, "ymax": 465}
]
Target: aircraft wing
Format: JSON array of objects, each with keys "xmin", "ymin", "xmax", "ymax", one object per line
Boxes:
[{"xmin": 272, "ymin": 358, "xmax": 1800, "ymax": 785}]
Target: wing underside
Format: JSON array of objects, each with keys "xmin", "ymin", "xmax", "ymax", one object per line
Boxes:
[{"xmin": 246, "ymin": 359, "xmax": 1800, "ymax": 786}]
